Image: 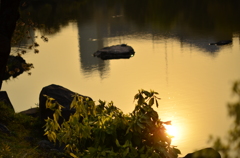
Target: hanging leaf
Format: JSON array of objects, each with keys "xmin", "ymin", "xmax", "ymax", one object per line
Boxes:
[
  {"xmin": 34, "ymin": 49, "xmax": 39, "ymax": 54},
  {"xmin": 142, "ymin": 90, "xmax": 151, "ymax": 98},
  {"xmin": 156, "ymin": 100, "xmax": 159, "ymax": 108},
  {"xmin": 149, "ymin": 98, "xmax": 154, "ymax": 106},
  {"xmin": 123, "ymin": 148, "xmax": 129, "ymax": 157},
  {"xmin": 116, "ymin": 139, "xmax": 121, "ymax": 147},
  {"xmin": 70, "ymin": 153, "xmax": 78, "ymax": 158},
  {"xmin": 138, "ymin": 94, "xmax": 145, "ymax": 105},
  {"xmin": 163, "ymin": 121, "xmax": 172, "ymax": 125},
  {"xmin": 70, "ymin": 95, "xmax": 77, "ymax": 109},
  {"xmin": 34, "ymin": 42, "xmax": 39, "ymax": 47},
  {"xmin": 137, "ymin": 122, "xmax": 145, "ymax": 129},
  {"xmin": 134, "ymin": 93, "xmax": 139, "ymax": 100}
]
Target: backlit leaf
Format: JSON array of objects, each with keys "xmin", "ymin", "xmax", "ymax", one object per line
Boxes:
[
  {"xmin": 156, "ymin": 100, "xmax": 159, "ymax": 108},
  {"xmin": 149, "ymin": 98, "xmax": 154, "ymax": 106},
  {"xmin": 163, "ymin": 121, "xmax": 172, "ymax": 125},
  {"xmin": 134, "ymin": 94, "xmax": 139, "ymax": 100},
  {"xmin": 70, "ymin": 153, "xmax": 78, "ymax": 158},
  {"xmin": 116, "ymin": 139, "xmax": 121, "ymax": 147},
  {"xmin": 123, "ymin": 148, "xmax": 129, "ymax": 157},
  {"xmin": 138, "ymin": 94, "xmax": 144, "ymax": 105}
]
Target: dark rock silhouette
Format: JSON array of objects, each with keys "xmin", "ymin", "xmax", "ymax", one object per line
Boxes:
[
  {"xmin": 93, "ymin": 44, "xmax": 135, "ymax": 60},
  {"xmin": 209, "ymin": 40, "xmax": 232, "ymax": 46},
  {"xmin": 20, "ymin": 107, "xmax": 39, "ymax": 118},
  {"xmin": 39, "ymin": 84, "xmax": 92, "ymax": 123}
]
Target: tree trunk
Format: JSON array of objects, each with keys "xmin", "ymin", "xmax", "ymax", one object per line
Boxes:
[{"xmin": 0, "ymin": 0, "xmax": 20, "ymax": 89}]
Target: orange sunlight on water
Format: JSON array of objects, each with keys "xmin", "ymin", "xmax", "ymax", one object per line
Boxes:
[
  {"xmin": 3, "ymin": 22, "xmax": 240, "ymax": 156},
  {"xmin": 165, "ymin": 124, "xmax": 178, "ymax": 138},
  {"xmin": 164, "ymin": 123, "xmax": 183, "ymax": 146}
]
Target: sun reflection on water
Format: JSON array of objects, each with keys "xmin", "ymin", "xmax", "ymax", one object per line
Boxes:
[
  {"xmin": 165, "ymin": 125, "xmax": 177, "ymax": 138},
  {"xmin": 164, "ymin": 124, "xmax": 182, "ymax": 146}
]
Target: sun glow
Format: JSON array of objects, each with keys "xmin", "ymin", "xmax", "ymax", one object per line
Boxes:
[{"xmin": 165, "ymin": 125, "xmax": 178, "ymax": 138}]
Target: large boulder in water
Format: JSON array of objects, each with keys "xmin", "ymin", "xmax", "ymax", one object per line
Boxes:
[
  {"xmin": 39, "ymin": 84, "xmax": 92, "ymax": 123},
  {"xmin": 93, "ymin": 44, "xmax": 135, "ymax": 60}
]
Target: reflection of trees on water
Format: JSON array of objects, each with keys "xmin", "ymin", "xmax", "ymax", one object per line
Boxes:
[
  {"xmin": 19, "ymin": 0, "xmax": 240, "ymax": 76},
  {"xmin": 78, "ymin": 22, "xmax": 110, "ymax": 79},
  {"xmin": 23, "ymin": 0, "xmax": 240, "ymax": 42},
  {"xmin": 24, "ymin": 0, "xmax": 240, "ymax": 37}
]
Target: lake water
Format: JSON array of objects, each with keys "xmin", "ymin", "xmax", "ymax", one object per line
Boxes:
[{"xmin": 2, "ymin": 0, "xmax": 240, "ymax": 156}]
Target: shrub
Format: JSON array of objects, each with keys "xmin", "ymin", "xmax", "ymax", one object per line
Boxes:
[
  {"xmin": 44, "ymin": 90, "xmax": 181, "ymax": 158},
  {"xmin": 0, "ymin": 102, "xmax": 15, "ymax": 125},
  {"xmin": 209, "ymin": 81, "xmax": 240, "ymax": 158},
  {"xmin": 0, "ymin": 103, "xmax": 53, "ymax": 158}
]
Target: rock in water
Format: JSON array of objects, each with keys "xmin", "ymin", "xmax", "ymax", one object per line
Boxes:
[{"xmin": 93, "ymin": 44, "xmax": 135, "ymax": 60}]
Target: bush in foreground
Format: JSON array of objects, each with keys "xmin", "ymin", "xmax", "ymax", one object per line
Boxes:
[{"xmin": 44, "ymin": 89, "xmax": 181, "ymax": 158}]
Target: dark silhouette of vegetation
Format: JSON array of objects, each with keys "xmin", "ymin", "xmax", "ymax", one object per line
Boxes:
[
  {"xmin": 3, "ymin": 55, "xmax": 34, "ymax": 81},
  {"xmin": 1, "ymin": 0, "xmax": 49, "ymax": 84},
  {"xmin": 20, "ymin": 0, "xmax": 240, "ymax": 39},
  {"xmin": 209, "ymin": 80, "xmax": 240, "ymax": 158},
  {"xmin": 0, "ymin": 0, "xmax": 21, "ymax": 89},
  {"xmin": 0, "ymin": 101, "xmax": 67, "ymax": 158},
  {"xmin": 0, "ymin": 90, "xmax": 181, "ymax": 157}
]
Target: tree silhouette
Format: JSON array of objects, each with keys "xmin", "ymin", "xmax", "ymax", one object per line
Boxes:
[
  {"xmin": 209, "ymin": 80, "xmax": 240, "ymax": 158},
  {"xmin": 0, "ymin": 0, "xmax": 21, "ymax": 89}
]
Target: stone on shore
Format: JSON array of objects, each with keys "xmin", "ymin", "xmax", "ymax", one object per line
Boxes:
[
  {"xmin": 19, "ymin": 107, "xmax": 39, "ymax": 118},
  {"xmin": 39, "ymin": 84, "xmax": 92, "ymax": 123}
]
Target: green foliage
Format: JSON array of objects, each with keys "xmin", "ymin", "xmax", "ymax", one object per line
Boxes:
[
  {"xmin": 0, "ymin": 101, "xmax": 57, "ymax": 158},
  {"xmin": 44, "ymin": 90, "xmax": 181, "ymax": 158},
  {"xmin": 0, "ymin": 102, "xmax": 15, "ymax": 124},
  {"xmin": 209, "ymin": 80, "xmax": 240, "ymax": 158},
  {"xmin": 3, "ymin": 55, "xmax": 34, "ymax": 81},
  {"xmin": 0, "ymin": 143, "xmax": 11, "ymax": 158}
]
